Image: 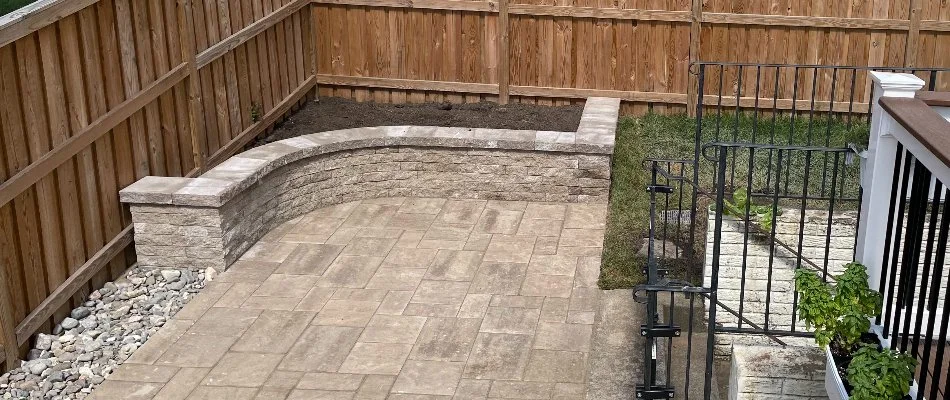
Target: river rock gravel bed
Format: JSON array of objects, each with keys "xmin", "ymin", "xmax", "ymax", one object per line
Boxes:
[{"xmin": 0, "ymin": 267, "xmax": 209, "ymax": 399}]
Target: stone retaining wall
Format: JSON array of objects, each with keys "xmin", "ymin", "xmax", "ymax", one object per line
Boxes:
[{"xmin": 120, "ymin": 97, "xmax": 620, "ymax": 271}]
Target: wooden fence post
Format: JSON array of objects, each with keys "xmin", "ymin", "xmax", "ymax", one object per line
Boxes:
[
  {"xmin": 178, "ymin": 0, "xmax": 207, "ymax": 174},
  {"xmin": 686, "ymin": 0, "xmax": 702, "ymax": 117},
  {"xmin": 904, "ymin": 0, "xmax": 923, "ymax": 68},
  {"xmin": 498, "ymin": 0, "xmax": 510, "ymax": 104}
]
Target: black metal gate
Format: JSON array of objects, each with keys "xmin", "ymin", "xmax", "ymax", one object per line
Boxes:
[
  {"xmin": 634, "ymin": 161, "xmax": 713, "ymax": 400},
  {"xmin": 635, "ymin": 62, "xmax": 950, "ymax": 400}
]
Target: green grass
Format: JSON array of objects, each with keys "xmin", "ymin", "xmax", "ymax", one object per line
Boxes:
[
  {"xmin": 1, "ymin": 0, "xmax": 36, "ymax": 17},
  {"xmin": 598, "ymin": 112, "xmax": 870, "ymax": 289}
]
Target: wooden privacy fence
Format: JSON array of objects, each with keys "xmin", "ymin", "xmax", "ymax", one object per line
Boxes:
[
  {"xmin": 0, "ymin": 0, "xmax": 315, "ymax": 370},
  {"xmin": 1, "ymin": 0, "xmax": 950, "ymax": 374},
  {"xmin": 310, "ymin": 0, "xmax": 950, "ymax": 114}
]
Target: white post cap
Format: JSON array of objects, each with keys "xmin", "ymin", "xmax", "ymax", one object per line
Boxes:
[{"xmin": 869, "ymin": 72, "xmax": 926, "ymax": 97}]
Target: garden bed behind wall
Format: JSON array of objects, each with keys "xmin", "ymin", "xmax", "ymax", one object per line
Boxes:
[{"xmin": 258, "ymin": 97, "xmax": 584, "ymax": 144}]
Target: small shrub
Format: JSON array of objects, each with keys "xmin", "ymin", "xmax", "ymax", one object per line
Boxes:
[
  {"xmin": 847, "ymin": 345, "xmax": 916, "ymax": 400},
  {"xmin": 794, "ymin": 262, "xmax": 881, "ymax": 349},
  {"xmin": 796, "ymin": 263, "xmax": 916, "ymax": 400},
  {"xmin": 723, "ymin": 188, "xmax": 780, "ymax": 233}
]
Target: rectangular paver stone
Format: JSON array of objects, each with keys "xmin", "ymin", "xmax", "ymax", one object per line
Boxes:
[
  {"xmin": 204, "ymin": 352, "xmax": 284, "ymax": 387},
  {"xmin": 279, "ymin": 326, "xmax": 361, "ymax": 372},
  {"xmin": 232, "ymin": 310, "xmax": 314, "ymax": 353},
  {"xmin": 410, "ymin": 317, "xmax": 481, "ymax": 362},
  {"xmin": 338, "ymin": 342, "xmax": 414, "ymax": 375},
  {"xmin": 392, "ymin": 360, "xmax": 464, "ymax": 396},
  {"xmin": 359, "ymin": 315, "xmax": 428, "ymax": 344},
  {"xmin": 318, "ymin": 255, "xmax": 385, "ymax": 288},
  {"xmin": 276, "ymin": 244, "xmax": 344, "ymax": 275},
  {"xmin": 480, "ymin": 307, "xmax": 541, "ymax": 335},
  {"xmin": 296, "ymin": 373, "xmax": 365, "ymax": 391},
  {"xmin": 155, "ymin": 333, "xmax": 237, "ymax": 368},
  {"xmin": 469, "ymin": 263, "xmax": 527, "ymax": 295},
  {"xmin": 463, "ymin": 333, "xmax": 532, "ymax": 380},
  {"xmin": 424, "ymin": 250, "xmax": 484, "ymax": 281}
]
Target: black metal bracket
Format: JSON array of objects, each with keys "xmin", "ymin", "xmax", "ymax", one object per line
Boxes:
[
  {"xmin": 632, "ymin": 281, "xmax": 713, "ymax": 303},
  {"xmin": 639, "ymin": 324, "xmax": 682, "ymax": 338},
  {"xmin": 635, "ymin": 385, "xmax": 676, "ymax": 399},
  {"xmin": 646, "ymin": 184, "xmax": 675, "ymax": 194},
  {"xmin": 641, "ymin": 266, "xmax": 669, "ymax": 279}
]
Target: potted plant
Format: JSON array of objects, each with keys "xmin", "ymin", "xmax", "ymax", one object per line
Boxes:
[{"xmin": 794, "ymin": 262, "xmax": 917, "ymax": 400}]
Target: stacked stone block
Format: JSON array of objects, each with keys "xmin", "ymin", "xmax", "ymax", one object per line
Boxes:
[
  {"xmin": 120, "ymin": 97, "xmax": 620, "ymax": 272},
  {"xmin": 728, "ymin": 345, "xmax": 826, "ymax": 400}
]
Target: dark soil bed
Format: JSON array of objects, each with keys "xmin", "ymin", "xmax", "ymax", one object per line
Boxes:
[{"xmin": 260, "ymin": 97, "xmax": 583, "ymax": 144}]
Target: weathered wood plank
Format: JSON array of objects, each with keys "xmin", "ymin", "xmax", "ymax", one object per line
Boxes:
[
  {"xmin": 509, "ymin": 4, "xmax": 690, "ymax": 22},
  {"xmin": 0, "ymin": 0, "xmax": 99, "ymax": 47},
  {"xmin": 15, "ymin": 226, "xmax": 133, "ymax": 346},
  {"xmin": 312, "ymin": 0, "xmax": 497, "ymax": 12},
  {"xmin": 196, "ymin": 0, "xmax": 308, "ymax": 68},
  {"xmin": 208, "ymin": 75, "xmax": 317, "ymax": 165},
  {"xmin": 0, "ymin": 65, "xmax": 190, "ymax": 208},
  {"xmin": 316, "ymin": 74, "xmax": 499, "ymax": 93},
  {"xmin": 497, "ymin": 0, "xmax": 509, "ymax": 103},
  {"xmin": 701, "ymin": 12, "xmax": 910, "ymax": 30}
]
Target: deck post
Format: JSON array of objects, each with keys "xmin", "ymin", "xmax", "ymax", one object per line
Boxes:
[{"xmin": 857, "ymin": 72, "xmax": 924, "ymax": 291}]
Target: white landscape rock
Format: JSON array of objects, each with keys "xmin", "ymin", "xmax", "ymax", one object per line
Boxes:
[{"xmin": 0, "ymin": 266, "xmax": 206, "ymax": 399}]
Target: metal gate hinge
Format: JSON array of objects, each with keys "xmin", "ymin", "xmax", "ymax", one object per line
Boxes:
[
  {"xmin": 646, "ymin": 185, "xmax": 674, "ymax": 194},
  {"xmin": 635, "ymin": 385, "xmax": 675, "ymax": 399},
  {"xmin": 639, "ymin": 324, "xmax": 682, "ymax": 338}
]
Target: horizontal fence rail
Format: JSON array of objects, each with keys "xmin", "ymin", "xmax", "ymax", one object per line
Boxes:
[
  {"xmin": 0, "ymin": 0, "xmax": 317, "ymax": 371},
  {"xmin": 309, "ymin": 0, "xmax": 950, "ymax": 114}
]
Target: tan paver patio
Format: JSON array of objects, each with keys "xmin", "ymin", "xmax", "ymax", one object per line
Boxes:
[{"xmin": 89, "ymin": 197, "xmax": 607, "ymax": 400}]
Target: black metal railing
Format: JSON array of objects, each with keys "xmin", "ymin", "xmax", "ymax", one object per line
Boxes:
[
  {"xmin": 643, "ymin": 159, "xmax": 703, "ymax": 283},
  {"xmin": 635, "ymin": 62, "xmax": 950, "ymax": 398},
  {"xmin": 686, "ymin": 63, "xmax": 950, "ymax": 338},
  {"xmin": 876, "ymin": 145, "xmax": 949, "ymax": 400},
  {"xmin": 692, "ymin": 63, "xmax": 950, "ymax": 204},
  {"xmin": 635, "ymin": 161, "xmax": 715, "ymax": 400},
  {"xmin": 701, "ymin": 143, "xmax": 860, "ymax": 336}
]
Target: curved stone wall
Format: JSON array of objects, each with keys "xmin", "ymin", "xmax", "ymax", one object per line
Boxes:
[{"xmin": 120, "ymin": 97, "xmax": 620, "ymax": 271}]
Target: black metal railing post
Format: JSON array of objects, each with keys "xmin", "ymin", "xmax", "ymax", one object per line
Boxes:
[{"xmin": 704, "ymin": 146, "xmax": 728, "ymax": 399}]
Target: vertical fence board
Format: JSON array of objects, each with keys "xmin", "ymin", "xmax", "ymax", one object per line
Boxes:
[
  {"xmin": 1, "ymin": 0, "xmax": 950, "ymax": 373},
  {"xmin": 0, "ymin": 0, "xmax": 318, "ymax": 370}
]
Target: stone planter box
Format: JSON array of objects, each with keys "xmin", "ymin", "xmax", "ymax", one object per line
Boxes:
[{"xmin": 119, "ymin": 97, "xmax": 620, "ymax": 272}]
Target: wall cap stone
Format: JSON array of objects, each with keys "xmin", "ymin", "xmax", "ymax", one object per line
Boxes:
[{"xmin": 120, "ymin": 97, "xmax": 620, "ymax": 208}]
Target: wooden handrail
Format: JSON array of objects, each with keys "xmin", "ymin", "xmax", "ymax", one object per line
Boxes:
[
  {"xmin": 916, "ymin": 91, "xmax": 950, "ymax": 108},
  {"xmin": 880, "ymin": 96, "xmax": 950, "ymax": 169}
]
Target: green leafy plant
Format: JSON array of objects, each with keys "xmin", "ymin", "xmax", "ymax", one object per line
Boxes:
[
  {"xmin": 847, "ymin": 345, "xmax": 917, "ymax": 400},
  {"xmin": 723, "ymin": 188, "xmax": 780, "ymax": 232},
  {"xmin": 794, "ymin": 262, "xmax": 882, "ymax": 348}
]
